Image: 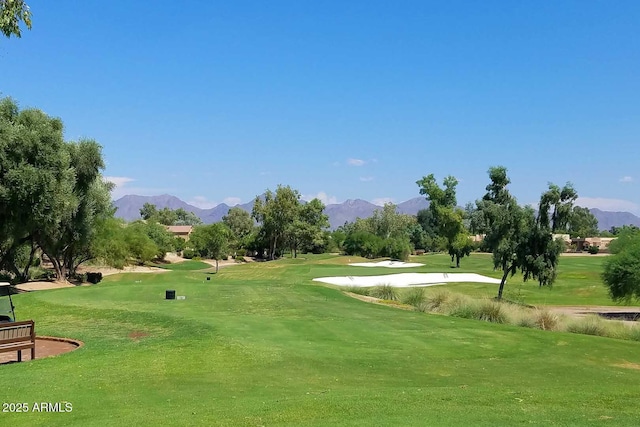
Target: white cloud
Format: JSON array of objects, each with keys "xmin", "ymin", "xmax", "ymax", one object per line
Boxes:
[
  {"xmin": 188, "ymin": 196, "xmax": 219, "ymax": 209},
  {"xmin": 223, "ymin": 197, "xmax": 242, "ymax": 206},
  {"xmin": 620, "ymin": 176, "xmax": 634, "ymax": 183},
  {"xmin": 347, "ymin": 158, "xmax": 366, "ymax": 166},
  {"xmin": 360, "ymin": 176, "xmax": 374, "ymax": 182},
  {"xmin": 372, "ymin": 197, "xmax": 394, "ymax": 206},
  {"xmin": 104, "ymin": 176, "xmax": 173, "ymax": 200},
  {"xmin": 576, "ymin": 197, "xmax": 640, "ymax": 214},
  {"xmin": 304, "ymin": 191, "xmax": 338, "ymax": 205},
  {"xmin": 104, "ymin": 176, "xmax": 135, "ymax": 188}
]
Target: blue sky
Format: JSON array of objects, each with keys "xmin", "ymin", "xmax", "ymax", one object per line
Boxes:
[{"xmin": 1, "ymin": 1, "xmax": 639, "ymax": 213}]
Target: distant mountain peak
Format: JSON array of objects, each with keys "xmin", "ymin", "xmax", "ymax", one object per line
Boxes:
[{"xmin": 112, "ymin": 193, "xmax": 640, "ymax": 230}]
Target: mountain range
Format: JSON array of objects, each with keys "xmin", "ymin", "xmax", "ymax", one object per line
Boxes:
[{"xmin": 113, "ymin": 194, "xmax": 640, "ymax": 231}]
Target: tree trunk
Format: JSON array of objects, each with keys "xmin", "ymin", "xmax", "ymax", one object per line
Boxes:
[
  {"xmin": 19, "ymin": 244, "xmax": 37, "ymax": 283},
  {"xmin": 270, "ymin": 236, "xmax": 278, "ymax": 260},
  {"xmin": 51, "ymin": 258, "xmax": 65, "ymax": 282},
  {"xmin": 497, "ymin": 265, "xmax": 514, "ymax": 300},
  {"xmin": 456, "ymin": 254, "xmax": 460, "ymax": 268},
  {"xmin": 215, "ymin": 259, "xmax": 219, "ymax": 273}
]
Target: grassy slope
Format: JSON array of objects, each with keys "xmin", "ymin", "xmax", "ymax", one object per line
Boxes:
[{"xmin": 0, "ymin": 256, "xmax": 638, "ymax": 426}]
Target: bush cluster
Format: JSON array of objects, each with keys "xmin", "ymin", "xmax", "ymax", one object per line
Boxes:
[{"xmin": 352, "ymin": 288, "xmax": 640, "ymax": 341}]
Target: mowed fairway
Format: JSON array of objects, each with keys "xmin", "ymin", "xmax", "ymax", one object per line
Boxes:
[{"xmin": 1, "ymin": 255, "xmax": 639, "ymax": 426}]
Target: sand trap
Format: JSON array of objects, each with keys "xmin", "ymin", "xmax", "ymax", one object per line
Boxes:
[
  {"xmin": 313, "ymin": 273, "xmax": 501, "ymax": 288},
  {"xmin": 349, "ymin": 261, "xmax": 425, "ymax": 268}
]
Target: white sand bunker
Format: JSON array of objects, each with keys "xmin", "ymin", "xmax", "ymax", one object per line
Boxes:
[
  {"xmin": 348, "ymin": 261, "xmax": 425, "ymax": 268},
  {"xmin": 313, "ymin": 273, "xmax": 501, "ymax": 288}
]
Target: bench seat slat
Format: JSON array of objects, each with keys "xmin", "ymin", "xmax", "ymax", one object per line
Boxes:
[{"xmin": 0, "ymin": 342, "xmax": 34, "ymax": 351}]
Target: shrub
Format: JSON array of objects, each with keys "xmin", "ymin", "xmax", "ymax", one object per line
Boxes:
[
  {"xmin": 515, "ymin": 313, "xmax": 538, "ymax": 329},
  {"xmin": 182, "ymin": 249, "xmax": 196, "ymax": 259},
  {"xmin": 86, "ymin": 272, "xmax": 103, "ymax": 284},
  {"xmin": 71, "ymin": 273, "xmax": 87, "ymax": 283},
  {"xmin": 565, "ymin": 315, "xmax": 608, "ymax": 336},
  {"xmin": 476, "ymin": 299, "xmax": 510, "ymax": 324},
  {"xmin": 425, "ymin": 289, "xmax": 452, "ymax": 312},
  {"xmin": 445, "ymin": 294, "xmax": 479, "ymax": 319},
  {"xmin": 371, "ymin": 283, "xmax": 398, "ymax": 301},
  {"xmin": 533, "ymin": 309, "xmax": 561, "ymax": 331},
  {"xmin": 402, "ymin": 287, "xmax": 426, "ymax": 308},
  {"xmin": 345, "ymin": 286, "xmax": 370, "ymax": 296},
  {"xmin": 29, "ymin": 267, "xmax": 55, "ymax": 281},
  {"xmin": 627, "ymin": 326, "xmax": 640, "ymax": 342},
  {"xmin": 587, "ymin": 245, "xmax": 600, "ymax": 254}
]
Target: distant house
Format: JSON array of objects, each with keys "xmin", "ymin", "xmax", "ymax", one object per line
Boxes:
[
  {"xmin": 166, "ymin": 225, "xmax": 193, "ymax": 240},
  {"xmin": 571, "ymin": 236, "xmax": 616, "ymax": 252}
]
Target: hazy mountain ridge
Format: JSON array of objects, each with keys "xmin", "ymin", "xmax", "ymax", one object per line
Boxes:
[{"xmin": 113, "ymin": 194, "xmax": 639, "ymax": 231}]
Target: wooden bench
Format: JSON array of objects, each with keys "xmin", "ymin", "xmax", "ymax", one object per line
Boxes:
[{"xmin": 0, "ymin": 320, "xmax": 35, "ymax": 362}]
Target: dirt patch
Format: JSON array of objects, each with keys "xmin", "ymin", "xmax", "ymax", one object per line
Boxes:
[
  {"xmin": 128, "ymin": 331, "xmax": 149, "ymax": 341},
  {"xmin": 0, "ymin": 336, "xmax": 82, "ymax": 365},
  {"xmin": 15, "ymin": 281, "xmax": 78, "ymax": 292},
  {"xmin": 200, "ymin": 259, "xmax": 244, "ymax": 269},
  {"xmin": 77, "ymin": 265, "xmax": 169, "ymax": 276},
  {"xmin": 164, "ymin": 252, "xmax": 187, "ymax": 263},
  {"xmin": 612, "ymin": 361, "xmax": 640, "ymax": 370}
]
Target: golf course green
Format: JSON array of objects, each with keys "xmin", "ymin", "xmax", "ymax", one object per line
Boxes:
[{"xmin": 1, "ymin": 254, "xmax": 638, "ymax": 426}]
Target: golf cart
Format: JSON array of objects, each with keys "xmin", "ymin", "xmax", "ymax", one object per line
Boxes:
[{"xmin": 0, "ymin": 282, "xmax": 16, "ymax": 323}]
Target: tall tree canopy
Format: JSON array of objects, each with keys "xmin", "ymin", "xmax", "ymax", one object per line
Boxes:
[
  {"xmin": 0, "ymin": 97, "xmax": 116, "ymax": 281},
  {"xmin": 417, "ymin": 174, "xmax": 472, "ymax": 267},
  {"xmin": 252, "ymin": 186, "xmax": 301, "ymax": 260},
  {"xmin": 567, "ymin": 206, "xmax": 599, "ymax": 238},
  {"xmin": 223, "ymin": 207, "xmax": 254, "ymax": 252},
  {"xmin": 602, "ymin": 227, "xmax": 640, "ymax": 302},
  {"xmin": 476, "ymin": 166, "xmax": 576, "ymax": 299},
  {"xmin": 189, "ymin": 223, "xmax": 230, "ymax": 272},
  {"xmin": 0, "ymin": 0, "xmax": 31, "ymax": 38}
]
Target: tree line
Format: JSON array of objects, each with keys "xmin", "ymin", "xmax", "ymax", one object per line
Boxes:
[{"xmin": 4, "ymin": 95, "xmax": 629, "ymax": 302}]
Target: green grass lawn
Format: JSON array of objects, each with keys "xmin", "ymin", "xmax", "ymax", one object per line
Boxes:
[{"xmin": 1, "ymin": 253, "xmax": 638, "ymax": 426}]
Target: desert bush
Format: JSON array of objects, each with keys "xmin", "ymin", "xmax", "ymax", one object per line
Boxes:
[
  {"xmin": 445, "ymin": 294, "xmax": 479, "ymax": 319},
  {"xmin": 182, "ymin": 249, "xmax": 196, "ymax": 259},
  {"xmin": 565, "ymin": 315, "xmax": 609, "ymax": 337},
  {"xmin": 402, "ymin": 287, "xmax": 426, "ymax": 308},
  {"xmin": 345, "ymin": 286, "xmax": 370, "ymax": 296},
  {"xmin": 71, "ymin": 273, "xmax": 87, "ymax": 283},
  {"xmin": 627, "ymin": 326, "xmax": 640, "ymax": 342},
  {"xmin": 29, "ymin": 267, "xmax": 55, "ymax": 281},
  {"xmin": 587, "ymin": 245, "xmax": 600, "ymax": 255},
  {"xmin": 532, "ymin": 309, "xmax": 561, "ymax": 331},
  {"xmin": 515, "ymin": 312, "xmax": 538, "ymax": 329},
  {"xmin": 476, "ymin": 299, "xmax": 510, "ymax": 324},
  {"xmin": 425, "ymin": 289, "xmax": 452, "ymax": 312},
  {"xmin": 371, "ymin": 283, "xmax": 398, "ymax": 301}
]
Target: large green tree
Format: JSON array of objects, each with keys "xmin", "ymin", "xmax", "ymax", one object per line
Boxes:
[
  {"xmin": 35, "ymin": 139, "xmax": 114, "ymax": 279},
  {"xmin": 223, "ymin": 207, "xmax": 254, "ymax": 252},
  {"xmin": 477, "ymin": 166, "xmax": 574, "ymax": 299},
  {"xmin": 417, "ymin": 174, "xmax": 472, "ymax": 267},
  {"xmin": 252, "ymin": 186, "xmax": 301, "ymax": 260},
  {"xmin": 286, "ymin": 198, "xmax": 330, "ymax": 257},
  {"xmin": 567, "ymin": 206, "xmax": 599, "ymax": 238},
  {"xmin": 0, "ymin": 98, "xmax": 76, "ymax": 281},
  {"xmin": 602, "ymin": 227, "xmax": 640, "ymax": 302},
  {"xmin": 0, "ymin": 0, "xmax": 31, "ymax": 38},
  {"xmin": 0, "ymin": 97, "xmax": 121, "ymax": 281},
  {"xmin": 189, "ymin": 223, "xmax": 230, "ymax": 272}
]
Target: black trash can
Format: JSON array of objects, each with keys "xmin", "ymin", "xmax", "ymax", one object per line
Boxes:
[{"xmin": 166, "ymin": 290, "xmax": 176, "ymax": 300}]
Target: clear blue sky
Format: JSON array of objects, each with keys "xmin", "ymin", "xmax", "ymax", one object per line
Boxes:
[{"xmin": 2, "ymin": 1, "xmax": 639, "ymax": 213}]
